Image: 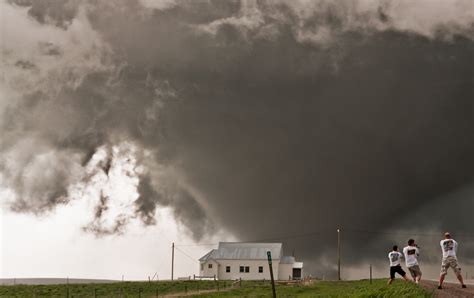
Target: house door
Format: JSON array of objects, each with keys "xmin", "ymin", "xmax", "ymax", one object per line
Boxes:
[{"xmin": 292, "ymin": 268, "xmax": 302, "ymax": 279}]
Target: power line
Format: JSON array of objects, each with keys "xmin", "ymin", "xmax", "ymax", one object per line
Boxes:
[
  {"xmin": 174, "ymin": 246, "xmax": 199, "ymax": 264},
  {"xmin": 344, "ymin": 228, "xmax": 474, "ymax": 238},
  {"xmin": 175, "ymin": 243, "xmax": 217, "ymax": 247}
]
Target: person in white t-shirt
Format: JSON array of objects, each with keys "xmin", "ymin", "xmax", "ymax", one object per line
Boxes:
[
  {"xmin": 387, "ymin": 245, "xmax": 410, "ymax": 285},
  {"xmin": 403, "ymin": 239, "xmax": 422, "ymax": 284},
  {"xmin": 438, "ymin": 232, "xmax": 467, "ymax": 290}
]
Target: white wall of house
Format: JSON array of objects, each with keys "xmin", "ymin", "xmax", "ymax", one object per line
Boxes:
[
  {"xmin": 278, "ymin": 263, "xmax": 293, "ymax": 280},
  {"xmin": 199, "ymin": 259, "xmax": 219, "ymax": 277},
  {"xmin": 201, "ymin": 260, "xmax": 281, "ymax": 280}
]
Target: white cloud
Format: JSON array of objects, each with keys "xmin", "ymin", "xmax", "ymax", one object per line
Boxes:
[
  {"xmin": 0, "ymin": 1, "xmax": 114, "ymax": 98},
  {"xmin": 284, "ymin": 0, "xmax": 474, "ymax": 43},
  {"xmin": 197, "ymin": 0, "xmax": 264, "ymax": 36},
  {"xmin": 196, "ymin": 0, "xmax": 474, "ymax": 45},
  {"xmin": 381, "ymin": 0, "xmax": 474, "ymax": 38},
  {"xmin": 139, "ymin": 0, "xmax": 177, "ymax": 10},
  {"xmin": 72, "ymin": 143, "xmax": 141, "ymax": 235}
]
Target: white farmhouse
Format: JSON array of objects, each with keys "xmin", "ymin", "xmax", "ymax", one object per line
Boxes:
[{"xmin": 198, "ymin": 242, "xmax": 303, "ymax": 280}]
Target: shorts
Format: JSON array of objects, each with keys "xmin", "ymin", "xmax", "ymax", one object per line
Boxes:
[
  {"xmin": 408, "ymin": 265, "xmax": 422, "ymax": 278},
  {"xmin": 390, "ymin": 265, "xmax": 406, "ymax": 279},
  {"xmin": 441, "ymin": 256, "xmax": 461, "ymax": 275}
]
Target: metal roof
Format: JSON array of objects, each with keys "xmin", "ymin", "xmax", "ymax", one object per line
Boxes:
[
  {"xmin": 280, "ymin": 256, "xmax": 295, "ymax": 264},
  {"xmin": 199, "ymin": 249, "xmax": 218, "ymax": 262},
  {"xmin": 200, "ymin": 242, "xmax": 283, "ymax": 261}
]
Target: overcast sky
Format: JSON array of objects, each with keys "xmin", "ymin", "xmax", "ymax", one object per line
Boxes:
[{"xmin": 1, "ymin": 0, "xmax": 474, "ymax": 280}]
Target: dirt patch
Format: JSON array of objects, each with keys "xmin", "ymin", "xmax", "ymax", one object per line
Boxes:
[{"xmin": 420, "ymin": 280, "xmax": 473, "ymax": 298}]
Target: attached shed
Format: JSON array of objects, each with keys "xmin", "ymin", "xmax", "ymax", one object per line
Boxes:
[{"xmin": 279, "ymin": 256, "xmax": 304, "ymax": 280}]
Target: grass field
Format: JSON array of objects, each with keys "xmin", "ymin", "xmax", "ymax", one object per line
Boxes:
[
  {"xmin": 196, "ymin": 279, "xmax": 433, "ymax": 297},
  {"xmin": 0, "ymin": 279, "xmax": 432, "ymax": 297},
  {"xmin": 0, "ymin": 280, "xmax": 231, "ymax": 297}
]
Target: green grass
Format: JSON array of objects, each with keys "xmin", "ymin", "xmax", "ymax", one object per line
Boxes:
[
  {"xmin": 194, "ymin": 279, "xmax": 433, "ymax": 297},
  {"xmin": 0, "ymin": 280, "xmax": 231, "ymax": 297},
  {"xmin": 0, "ymin": 279, "xmax": 432, "ymax": 297}
]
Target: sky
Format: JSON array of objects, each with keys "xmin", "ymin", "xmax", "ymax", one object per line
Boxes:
[{"xmin": 1, "ymin": 0, "xmax": 474, "ymax": 280}]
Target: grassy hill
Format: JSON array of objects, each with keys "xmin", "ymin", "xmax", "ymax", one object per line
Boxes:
[
  {"xmin": 0, "ymin": 280, "xmax": 227, "ymax": 297},
  {"xmin": 0, "ymin": 279, "xmax": 431, "ymax": 297},
  {"xmin": 196, "ymin": 279, "xmax": 432, "ymax": 297}
]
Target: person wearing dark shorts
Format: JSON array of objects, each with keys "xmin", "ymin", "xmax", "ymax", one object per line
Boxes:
[{"xmin": 388, "ymin": 245, "xmax": 409, "ymax": 285}]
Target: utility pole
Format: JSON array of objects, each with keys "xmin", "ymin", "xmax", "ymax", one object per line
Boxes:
[
  {"xmin": 171, "ymin": 242, "xmax": 175, "ymax": 281},
  {"xmin": 337, "ymin": 228, "xmax": 341, "ymax": 281}
]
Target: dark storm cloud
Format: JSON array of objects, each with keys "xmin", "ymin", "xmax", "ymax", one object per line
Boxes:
[
  {"xmin": 8, "ymin": 0, "xmax": 79, "ymax": 28},
  {"xmin": 136, "ymin": 174, "xmax": 216, "ymax": 239},
  {"xmin": 1, "ymin": 0, "xmax": 474, "ymax": 274}
]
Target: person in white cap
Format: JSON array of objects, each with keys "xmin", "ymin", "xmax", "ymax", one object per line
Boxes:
[{"xmin": 438, "ymin": 232, "xmax": 467, "ymax": 290}]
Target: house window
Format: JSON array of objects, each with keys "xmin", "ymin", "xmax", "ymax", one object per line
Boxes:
[
  {"xmin": 240, "ymin": 266, "xmax": 250, "ymax": 273},
  {"xmin": 259, "ymin": 266, "xmax": 263, "ymax": 273},
  {"xmin": 226, "ymin": 266, "xmax": 231, "ymax": 273},
  {"xmin": 208, "ymin": 264, "xmax": 213, "ymax": 269}
]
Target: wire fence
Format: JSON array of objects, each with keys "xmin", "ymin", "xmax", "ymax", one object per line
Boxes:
[{"xmin": 0, "ymin": 279, "xmax": 243, "ymax": 298}]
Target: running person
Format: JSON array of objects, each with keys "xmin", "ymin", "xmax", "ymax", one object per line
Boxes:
[
  {"xmin": 403, "ymin": 239, "xmax": 422, "ymax": 284},
  {"xmin": 438, "ymin": 232, "xmax": 467, "ymax": 289},
  {"xmin": 387, "ymin": 245, "xmax": 410, "ymax": 285}
]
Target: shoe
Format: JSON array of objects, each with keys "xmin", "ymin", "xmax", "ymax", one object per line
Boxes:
[
  {"xmin": 462, "ymin": 285, "xmax": 467, "ymax": 288},
  {"xmin": 437, "ymin": 285, "xmax": 442, "ymax": 290}
]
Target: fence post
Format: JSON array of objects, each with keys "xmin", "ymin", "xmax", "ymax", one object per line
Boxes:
[
  {"xmin": 369, "ymin": 264, "xmax": 372, "ymax": 284},
  {"xmin": 185, "ymin": 285, "xmax": 188, "ymax": 294},
  {"xmin": 138, "ymin": 288, "xmax": 142, "ymax": 298},
  {"xmin": 193, "ymin": 274, "xmax": 195, "ymax": 280},
  {"xmin": 94, "ymin": 288, "xmax": 97, "ymax": 298},
  {"xmin": 239, "ymin": 277, "xmax": 242, "ymax": 287},
  {"xmin": 214, "ymin": 274, "xmax": 216, "ymax": 281},
  {"xmin": 155, "ymin": 288, "xmax": 159, "ymax": 298}
]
